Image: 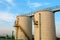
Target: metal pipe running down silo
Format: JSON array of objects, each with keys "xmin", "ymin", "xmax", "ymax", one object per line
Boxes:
[
  {"xmin": 15, "ymin": 16, "xmax": 32, "ymax": 40},
  {"xmin": 34, "ymin": 12, "xmax": 41, "ymax": 40}
]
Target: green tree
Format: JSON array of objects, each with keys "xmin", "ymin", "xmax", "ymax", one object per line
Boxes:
[{"xmin": 12, "ymin": 31, "xmax": 15, "ymax": 40}]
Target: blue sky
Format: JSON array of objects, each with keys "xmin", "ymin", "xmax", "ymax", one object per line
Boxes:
[{"xmin": 0, "ymin": 0, "xmax": 60, "ymax": 37}]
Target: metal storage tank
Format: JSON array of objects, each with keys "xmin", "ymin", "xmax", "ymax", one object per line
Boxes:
[
  {"xmin": 34, "ymin": 10, "xmax": 56, "ymax": 40},
  {"xmin": 15, "ymin": 15, "xmax": 32, "ymax": 40}
]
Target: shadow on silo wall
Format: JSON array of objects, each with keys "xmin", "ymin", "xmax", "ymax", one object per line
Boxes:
[
  {"xmin": 57, "ymin": 37, "xmax": 60, "ymax": 40},
  {"xmin": 32, "ymin": 37, "xmax": 60, "ymax": 40}
]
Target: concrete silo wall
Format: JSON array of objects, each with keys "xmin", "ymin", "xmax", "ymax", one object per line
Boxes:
[
  {"xmin": 15, "ymin": 16, "xmax": 32, "ymax": 40},
  {"xmin": 34, "ymin": 10, "xmax": 56, "ymax": 40},
  {"xmin": 41, "ymin": 10, "xmax": 56, "ymax": 40}
]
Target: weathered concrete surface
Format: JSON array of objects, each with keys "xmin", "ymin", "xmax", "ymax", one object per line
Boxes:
[
  {"xmin": 15, "ymin": 16, "xmax": 32, "ymax": 40},
  {"xmin": 34, "ymin": 10, "xmax": 56, "ymax": 40}
]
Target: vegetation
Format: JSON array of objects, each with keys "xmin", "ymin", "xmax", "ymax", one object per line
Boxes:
[{"xmin": 0, "ymin": 31, "xmax": 15, "ymax": 40}]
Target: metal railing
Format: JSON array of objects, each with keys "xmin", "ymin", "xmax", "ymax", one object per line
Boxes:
[{"xmin": 18, "ymin": 5, "xmax": 60, "ymax": 16}]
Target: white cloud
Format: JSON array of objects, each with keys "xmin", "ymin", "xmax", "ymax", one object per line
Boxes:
[
  {"xmin": 29, "ymin": 2, "xmax": 42, "ymax": 8},
  {"xmin": 0, "ymin": 12, "xmax": 15, "ymax": 22},
  {"xmin": 0, "ymin": 0, "xmax": 16, "ymax": 12},
  {"xmin": 5, "ymin": 0, "xmax": 15, "ymax": 6},
  {"xmin": 27, "ymin": 1, "xmax": 51, "ymax": 8},
  {"xmin": 0, "ymin": 0, "xmax": 15, "ymax": 6},
  {"xmin": 6, "ymin": 0, "xmax": 13, "ymax": 3},
  {"xmin": 0, "ymin": 11, "xmax": 16, "ymax": 36},
  {"xmin": 27, "ymin": 2, "xmax": 42, "ymax": 8}
]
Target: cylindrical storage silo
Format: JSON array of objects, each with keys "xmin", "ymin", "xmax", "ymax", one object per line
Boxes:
[
  {"xmin": 16, "ymin": 15, "xmax": 32, "ymax": 40},
  {"xmin": 34, "ymin": 10, "xmax": 56, "ymax": 40},
  {"xmin": 40, "ymin": 10, "xmax": 56, "ymax": 40}
]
